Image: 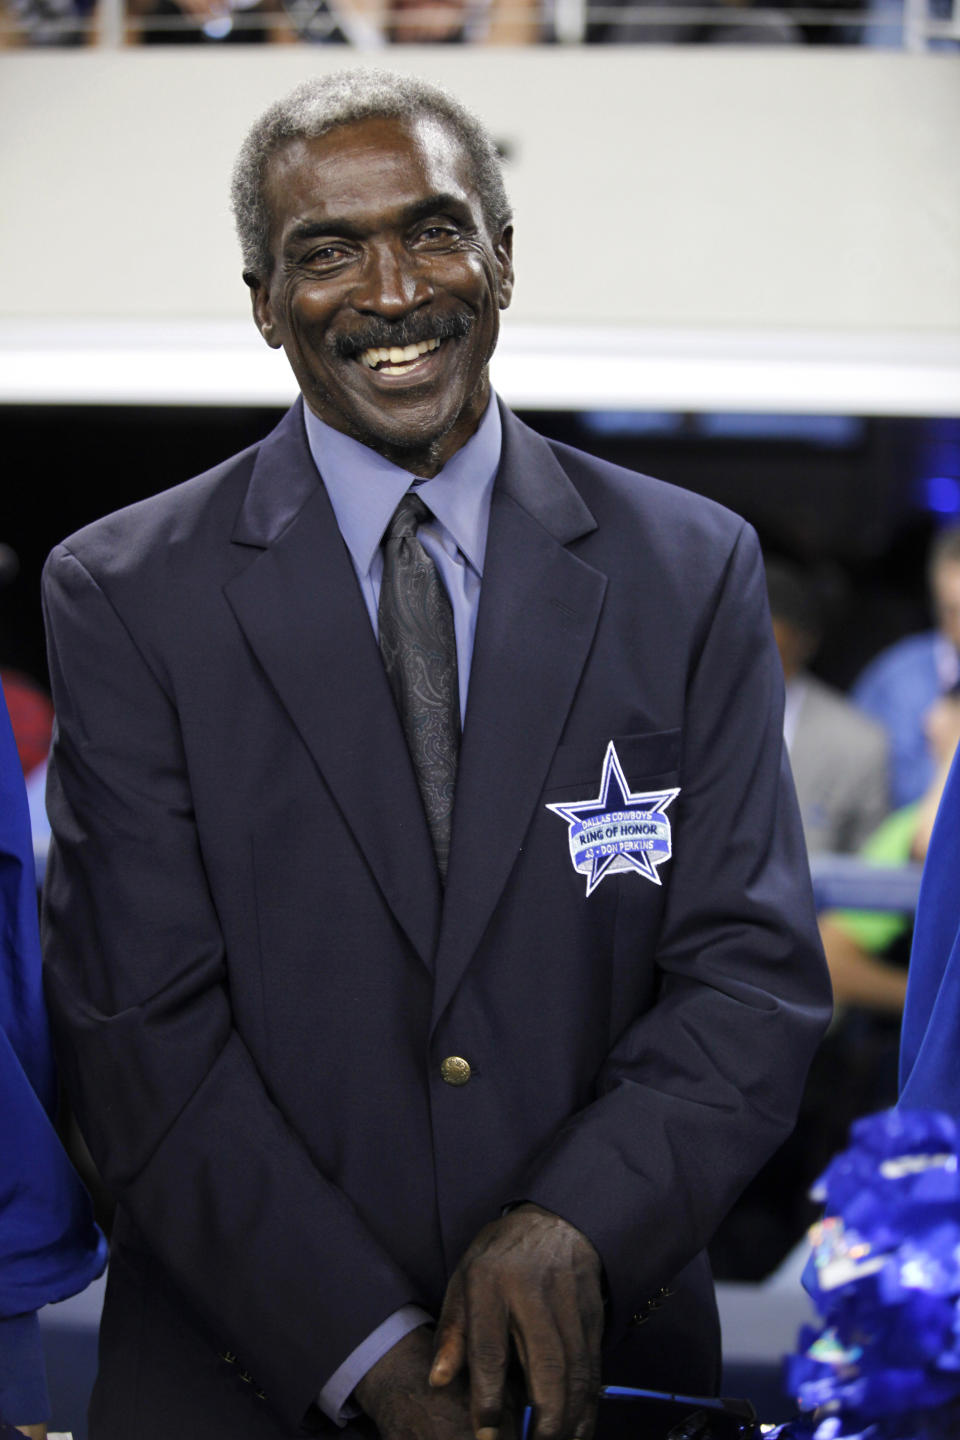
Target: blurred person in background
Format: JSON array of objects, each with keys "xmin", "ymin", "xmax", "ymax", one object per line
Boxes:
[
  {"xmin": 0, "ymin": 672, "xmax": 51, "ymax": 781},
  {"xmin": 0, "ymin": 546, "xmax": 53, "ymax": 872},
  {"xmin": 853, "ymin": 523, "xmax": 960, "ymax": 809},
  {"xmin": 802, "ymin": 686, "xmax": 960, "ymax": 1230},
  {"xmin": 584, "ymin": 0, "xmax": 870, "ymax": 44},
  {"xmin": 588, "ymin": 0, "xmax": 800, "ymax": 44},
  {"xmin": 0, "ymin": 684, "xmax": 106, "ymax": 1438},
  {"xmin": 125, "ymin": 0, "xmax": 278, "ymax": 42},
  {"xmin": 766, "ymin": 556, "xmax": 889, "ymax": 856},
  {"xmin": 711, "ymin": 685, "xmax": 960, "ymax": 1282},
  {"xmin": 0, "ymin": 0, "xmax": 92, "ymax": 44},
  {"xmin": 125, "ymin": 0, "xmax": 537, "ymax": 45},
  {"xmin": 0, "ymin": 547, "xmax": 52, "ymax": 784},
  {"xmin": 819, "ymin": 685, "xmax": 960, "ymax": 1026}
]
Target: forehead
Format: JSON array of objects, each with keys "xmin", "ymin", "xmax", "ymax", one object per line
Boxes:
[{"xmin": 262, "ymin": 115, "xmax": 482, "ymax": 244}]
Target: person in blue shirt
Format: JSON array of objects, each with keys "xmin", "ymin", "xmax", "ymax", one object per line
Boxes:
[
  {"xmin": 0, "ymin": 684, "xmax": 106, "ymax": 1437},
  {"xmin": 853, "ymin": 525, "xmax": 960, "ymax": 808}
]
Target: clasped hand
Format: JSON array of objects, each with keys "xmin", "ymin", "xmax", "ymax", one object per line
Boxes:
[{"xmin": 356, "ymin": 1204, "xmax": 604, "ymax": 1440}]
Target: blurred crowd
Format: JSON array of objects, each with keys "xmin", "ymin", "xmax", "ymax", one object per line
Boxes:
[
  {"xmin": 0, "ymin": 0, "xmax": 946, "ymax": 49},
  {"xmin": 711, "ymin": 524, "xmax": 960, "ymax": 1281}
]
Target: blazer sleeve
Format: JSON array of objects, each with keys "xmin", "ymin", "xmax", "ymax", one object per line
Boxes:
[
  {"xmin": 40, "ymin": 544, "xmax": 426, "ymax": 1430},
  {"xmin": 516, "ymin": 521, "xmax": 832, "ymax": 1340}
]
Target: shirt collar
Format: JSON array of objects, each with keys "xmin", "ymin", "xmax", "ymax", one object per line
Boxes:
[{"xmin": 303, "ymin": 397, "xmax": 502, "ymax": 580}]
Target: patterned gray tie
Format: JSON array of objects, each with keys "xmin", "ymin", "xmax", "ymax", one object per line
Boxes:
[{"xmin": 378, "ymin": 492, "xmax": 460, "ymax": 881}]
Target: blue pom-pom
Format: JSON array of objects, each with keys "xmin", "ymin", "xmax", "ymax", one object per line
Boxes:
[{"xmin": 775, "ymin": 1110, "xmax": 960, "ymax": 1439}]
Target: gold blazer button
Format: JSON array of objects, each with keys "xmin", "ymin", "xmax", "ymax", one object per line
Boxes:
[{"xmin": 440, "ymin": 1055, "xmax": 472, "ymax": 1086}]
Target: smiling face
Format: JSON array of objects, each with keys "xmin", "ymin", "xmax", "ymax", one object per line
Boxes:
[{"xmin": 248, "ymin": 114, "xmax": 514, "ymax": 476}]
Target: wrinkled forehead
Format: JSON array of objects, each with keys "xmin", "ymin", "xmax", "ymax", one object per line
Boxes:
[{"xmin": 261, "ymin": 113, "xmax": 477, "ymax": 233}]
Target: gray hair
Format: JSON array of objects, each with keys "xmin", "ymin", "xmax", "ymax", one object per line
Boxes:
[{"xmin": 231, "ymin": 70, "xmax": 512, "ymax": 280}]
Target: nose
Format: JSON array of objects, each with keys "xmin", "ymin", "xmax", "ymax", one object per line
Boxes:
[{"xmin": 350, "ymin": 240, "xmax": 432, "ymax": 318}]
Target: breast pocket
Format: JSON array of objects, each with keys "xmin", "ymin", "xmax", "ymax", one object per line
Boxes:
[
  {"xmin": 544, "ymin": 729, "xmax": 682, "ymax": 798},
  {"xmin": 541, "ymin": 729, "xmax": 682, "ymax": 898}
]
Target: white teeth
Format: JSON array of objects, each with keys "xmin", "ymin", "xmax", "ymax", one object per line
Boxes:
[{"xmin": 359, "ymin": 336, "xmax": 441, "ymax": 370}]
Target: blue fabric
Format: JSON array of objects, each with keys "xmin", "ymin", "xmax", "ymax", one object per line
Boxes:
[
  {"xmin": 899, "ymin": 744, "xmax": 960, "ymax": 1112},
  {"xmin": 852, "ymin": 631, "xmax": 951, "ymax": 808},
  {"xmin": 303, "ymin": 397, "xmax": 501, "ymax": 727},
  {"xmin": 0, "ymin": 682, "xmax": 106, "ymax": 1420},
  {"xmin": 0, "ymin": 1313, "xmax": 49, "ymax": 1426}
]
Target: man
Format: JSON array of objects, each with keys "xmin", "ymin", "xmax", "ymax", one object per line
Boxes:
[
  {"xmin": 41, "ymin": 72, "xmax": 830, "ymax": 1439},
  {"xmin": 853, "ymin": 524, "xmax": 960, "ymax": 808},
  {"xmin": 765, "ymin": 557, "xmax": 889, "ymax": 856}
]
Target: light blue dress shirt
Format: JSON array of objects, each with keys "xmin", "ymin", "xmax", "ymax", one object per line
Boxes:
[
  {"xmin": 302, "ymin": 397, "xmax": 502, "ymax": 1421},
  {"xmin": 852, "ymin": 631, "xmax": 960, "ymax": 809},
  {"xmin": 303, "ymin": 396, "xmax": 502, "ymax": 729}
]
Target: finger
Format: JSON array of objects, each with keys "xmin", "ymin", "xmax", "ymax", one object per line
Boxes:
[
  {"xmin": 431, "ymin": 1323, "xmax": 467, "ymax": 1388},
  {"xmin": 508, "ymin": 1300, "xmax": 568, "ymax": 1440},
  {"xmin": 556, "ymin": 1275, "xmax": 604, "ymax": 1440},
  {"xmin": 464, "ymin": 1285, "xmax": 511, "ymax": 1440},
  {"xmin": 520, "ymin": 1337, "xmax": 568, "ymax": 1440},
  {"xmin": 431, "ymin": 1275, "xmax": 468, "ymax": 1388},
  {"xmin": 564, "ymin": 1333, "xmax": 600, "ymax": 1440},
  {"xmin": 518, "ymin": 1284, "xmax": 601, "ymax": 1440}
]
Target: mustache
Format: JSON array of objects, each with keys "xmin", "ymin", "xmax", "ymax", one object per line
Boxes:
[{"xmin": 334, "ymin": 310, "xmax": 473, "ymax": 360}]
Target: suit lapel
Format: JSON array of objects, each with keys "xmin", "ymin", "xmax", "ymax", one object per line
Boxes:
[
  {"xmin": 431, "ymin": 408, "xmax": 607, "ymax": 1029},
  {"xmin": 224, "ymin": 404, "xmax": 442, "ymax": 970}
]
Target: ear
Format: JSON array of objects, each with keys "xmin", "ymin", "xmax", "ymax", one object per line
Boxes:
[
  {"xmin": 245, "ymin": 271, "xmax": 282, "ymax": 350},
  {"xmin": 494, "ymin": 225, "xmax": 515, "ymax": 312}
]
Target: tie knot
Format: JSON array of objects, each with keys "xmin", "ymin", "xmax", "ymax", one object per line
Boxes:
[{"xmin": 384, "ymin": 492, "xmax": 430, "ymax": 545}]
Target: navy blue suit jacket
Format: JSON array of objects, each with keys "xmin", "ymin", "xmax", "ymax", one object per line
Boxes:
[{"xmin": 41, "ymin": 400, "xmax": 830, "ymax": 1436}]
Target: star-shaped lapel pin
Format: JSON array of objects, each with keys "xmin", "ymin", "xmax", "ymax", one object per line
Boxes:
[{"xmin": 547, "ymin": 741, "xmax": 680, "ymax": 896}]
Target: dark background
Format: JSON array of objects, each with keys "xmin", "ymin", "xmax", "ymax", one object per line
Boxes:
[{"xmin": 3, "ymin": 404, "xmax": 958, "ymax": 693}]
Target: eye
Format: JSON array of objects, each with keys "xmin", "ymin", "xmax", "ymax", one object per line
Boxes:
[
  {"xmin": 301, "ymin": 242, "xmax": 353, "ymax": 272},
  {"xmin": 415, "ymin": 222, "xmax": 461, "ymax": 247}
]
